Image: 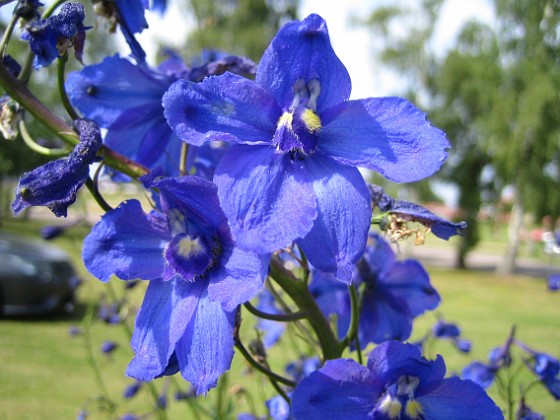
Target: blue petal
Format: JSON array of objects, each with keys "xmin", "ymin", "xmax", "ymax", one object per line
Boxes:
[
  {"xmin": 318, "ymin": 97, "xmax": 449, "ymax": 182},
  {"xmin": 418, "ymin": 377, "xmax": 504, "ymax": 419},
  {"xmin": 104, "ymin": 109, "xmax": 183, "ymax": 176},
  {"xmin": 83, "ymin": 200, "xmax": 170, "ymax": 282},
  {"xmin": 296, "ymin": 156, "xmax": 371, "ymax": 283},
  {"xmin": 462, "ymin": 362, "xmax": 496, "ymax": 389},
  {"xmin": 360, "ymin": 233, "xmax": 397, "ymax": 279},
  {"xmin": 291, "ymin": 359, "xmax": 382, "ymax": 420},
  {"xmin": 256, "ymin": 14, "xmax": 351, "ymax": 113},
  {"xmin": 143, "ymin": 175, "xmax": 231, "ymax": 242},
  {"xmin": 175, "ymin": 290, "xmax": 236, "ymax": 395},
  {"xmin": 367, "ymin": 341, "xmax": 447, "ymax": 394},
  {"xmin": 115, "ymin": 0, "xmax": 148, "ymax": 34},
  {"xmin": 359, "ymin": 288, "xmax": 413, "ymax": 344},
  {"xmin": 214, "ymin": 144, "xmax": 317, "ymax": 254},
  {"xmin": 207, "ymin": 246, "xmax": 269, "ymax": 311},
  {"xmin": 163, "ymin": 73, "xmax": 281, "ymax": 146},
  {"xmin": 66, "ymin": 55, "xmax": 173, "ymax": 127},
  {"xmin": 126, "ymin": 278, "xmax": 204, "ymax": 381},
  {"xmin": 383, "ymin": 260, "xmax": 440, "ymax": 316}
]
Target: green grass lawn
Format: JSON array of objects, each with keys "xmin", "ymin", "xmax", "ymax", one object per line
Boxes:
[{"xmin": 1, "ymin": 216, "xmax": 559, "ymax": 419}]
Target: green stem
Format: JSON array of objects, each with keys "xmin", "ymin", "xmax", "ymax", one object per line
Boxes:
[
  {"xmin": 85, "ymin": 177, "xmax": 113, "ymax": 213},
  {"xmin": 234, "ymin": 335, "xmax": 296, "ymax": 387},
  {"xmin": 0, "ymin": 62, "xmax": 79, "ymax": 146},
  {"xmin": 41, "ymin": 0, "xmax": 66, "ymax": 18},
  {"xmin": 57, "ymin": 55, "xmax": 79, "ymax": 120},
  {"xmin": 269, "ymin": 256, "xmax": 341, "ymax": 360},
  {"xmin": 243, "ymin": 301, "xmax": 307, "ymax": 322},
  {"xmin": 18, "ymin": 120, "xmax": 69, "ymax": 156},
  {"xmin": 339, "ymin": 285, "xmax": 359, "ymax": 353},
  {"xmin": 0, "ymin": 8, "xmax": 19, "ymax": 57}
]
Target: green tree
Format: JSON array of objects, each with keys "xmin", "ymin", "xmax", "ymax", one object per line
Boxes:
[{"xmin": 359, "ymin": 0, "xmax": 560, "ymax": 271}]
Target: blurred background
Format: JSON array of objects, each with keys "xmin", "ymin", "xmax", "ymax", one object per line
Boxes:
[{"xmin": 0, "ymin": 0, "xmax": 559, "ymax": 418}]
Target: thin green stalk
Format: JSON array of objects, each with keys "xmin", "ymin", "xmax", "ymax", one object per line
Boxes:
[
  {"xmin": 234, "ymin": 334, "xmax": 296, "ymax": 387},
  {"xmin": 339, "ymin": 285, "xmax": 360, "ymax": 353},
  {"xmin": 57, "ymin": 54, "xmax": 79, "ymax": 120},
  {"xmin": 0, "ymin": 7, "xmax": 19, "ymax": 56},
  {"xmin": 266, "ymin": 276, "xmax": 317, "ymax": 349},
  {"xmin": 243, "ymin": 300, "xmax": 307, "ymax": 322},
  {"xmin": 41, "ymin": 0, "xmax": 66, "ymax": 18},
  {"xmin": 269, "ymin": 256, "xmax": 341, "ymax": 360},
  {"xmin": 0, "ymin": 62, "xmax": 79, "ymax": 146},
  {"xmin": 85, "ymin": 177, "xmax": 113, "ymax": 213},
  {"xmin": 18, "ymin": 120, "xmax": 68, "ymax": 156}
]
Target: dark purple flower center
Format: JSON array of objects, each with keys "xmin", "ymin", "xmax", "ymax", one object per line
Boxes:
[
  {"xmin": 164, "ymin": 208, "xmax": 221, "ymax": 281},
  {"xmin": 273, "ymin": 79, "xmax": 321, "ymax": 156}
]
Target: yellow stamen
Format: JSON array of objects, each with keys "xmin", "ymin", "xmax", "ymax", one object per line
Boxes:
[
  {"xmin": 301, "ymin": 108, "xmax": 321, "ymax": 133},
  {"xmin": 177, "ymin": 236, "xmax": 203, "ymax": 257},
  {"xmin": 378, "ymin": 395, "xmax": 402, "ymax": 419},
  {"xmin": 405, "ymin": 400, "xmax": 424, "ymax": 419}
]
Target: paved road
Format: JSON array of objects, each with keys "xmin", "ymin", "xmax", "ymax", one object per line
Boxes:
[{"xmin": 403, "ymin": 244, "xmax": 560, "ymax": 279}]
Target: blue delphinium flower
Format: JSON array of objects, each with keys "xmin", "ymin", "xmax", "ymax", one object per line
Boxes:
[
  {"xmin": 82, "ymin": 174, "xmax": 268, "ymax": 393},
  {"xmin": 517, "ymin": 341, "xmax": 560, "ymax": 400},
  {"xmin": 123, "ymin": 381, "xmax": 143, "ymax": 399},
  {"xmin": 66, "ymin": 53, "xmax": 255, "ymax": 178},
  {"xmin": 12, "ymin": 118, "xmax": 101, "ymax": 217},
  {"xmin": 370, "ymin": 185, "xmax": 467, "ymax": 241},
  {"xmin": 462, "ymin": 361, "xmax": 498, "ymax": 389},
  {"xmin": 311, "ymin": 233, "xmax": 440, "ymax": 347},
  {"xmin": 101, "ymin": 340, "xmax": 118, "ymax": 354},
  {"xmin": 432, "ymin": 319, "xmax": 471, "ymax": 353},
  {"xmin": 163, "ymin": 14, "xmax": 449, "ymax": 282},
  {"xmin": 21, "ymin": 2, "xmax": 87, "ymax": 68},
  {"xmin": 291, "ymin": 340, "xmax": 504, "ymax": 419}
]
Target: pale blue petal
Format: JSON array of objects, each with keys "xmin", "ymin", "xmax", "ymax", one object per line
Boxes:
[
  {"xmin": 292, "ymin": 359, "xmax": 381, "ymax": 420},
  {"xmin": 297, "ymin": 156, "xmax": 371, "ymax": 283},
  {"xmin": 418, "ymin": 377, "xmax": 504, "ymax": 419},
  {"xmin": 176, "ymin": 291, "xmax": 236, "ymax": 395},
  {"xmin": 214, "ymin": 145, "xmax": 317, "ymax": 254},
  {"xmin": 207, "ymin": 246, "xmax": 269, "ymax": 311},
  {"xmin": 126, "ymin": 278, "xmax": 204, "ymax": 381},
  {"xmin": 256, "ymin": 14, "xmax": 351, "ymax": 112},
  {"xmin": 318, "ymin": 97, "xmax": 449, "ymax": 182},
  {"xmin": 83, "ymin": 200, "xmax": 170, "ymax": 282},
  {"xmin": 163, "ymin": 73, "xmax": 281, "ymax": 146}
]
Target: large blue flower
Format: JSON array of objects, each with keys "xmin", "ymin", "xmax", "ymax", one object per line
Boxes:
[
  {"xmin": 311, "ymin": 233, "xmax": 440, "ymax": 347},
  {"xmin": 82, "ymin": 174, "xmax": 269, "ymax": 393},
  {"xmin": 163, "ymin": 14, "xmax": 449, "ymax": 282},
  {"xmin": 291, "ymin": 341, "xmax": 504, "ymax": 420},
  {"xmin": 12, "ymin": 118, "xmax": 101, "ymax": 217},
  {"xmin": 21, "ymin": 2, "xmax": 87, "ymax": 68}
]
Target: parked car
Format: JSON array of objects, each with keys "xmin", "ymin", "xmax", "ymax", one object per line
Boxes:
[{"xmin": 0, "ymin": 232, "xmax": 80, "ymax": 316}]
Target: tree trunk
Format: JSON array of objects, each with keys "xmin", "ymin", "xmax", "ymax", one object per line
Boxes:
[{"xmin": 496, "ymin": 198, "xmax": 524, "ymax": 276}]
